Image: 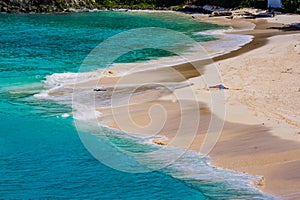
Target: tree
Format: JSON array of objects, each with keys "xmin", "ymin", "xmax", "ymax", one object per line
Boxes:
[{"xmin": 282, "ymin": 0, "xmax": 300, "ymax": 13}]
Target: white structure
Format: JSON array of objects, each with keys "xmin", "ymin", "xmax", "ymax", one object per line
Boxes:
[{"xmin": 268, "ymin": 0, "xmax": 282, "ymax": 8}]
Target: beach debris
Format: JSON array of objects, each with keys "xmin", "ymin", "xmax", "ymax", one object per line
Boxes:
[
  {"xmin": 294, "ymin": 44, "xmax": 300, "ymax": 54},
  {"xmin": 254, "ymin": 176, "xmax": 266, "ymax": 187},
  {"xmin": 104, "ymin": 70, "xmax": 116, "ymax": 77},
  {"xmin": 209, "ymin": 84, "xmax": 229, "ymax": 90},
  {"xmin": 281, "ymin": 68, "xmax": 293, "ymax": 74},
  {"xmin": 152, "ymin": 139, "xmax": 167, "ymax": 146},
  {"xmin": 93, "ymin": 88, "xmax": 107, "ymax": 92}
]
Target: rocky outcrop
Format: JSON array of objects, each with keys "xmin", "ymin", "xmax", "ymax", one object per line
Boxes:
[
  {"xmin": 0, "ymin": 0, "xmax": 98, "ymax": 13},
  {"xmin": 209, "ymin": 11, "xmax": 233, "ymax": 17}
]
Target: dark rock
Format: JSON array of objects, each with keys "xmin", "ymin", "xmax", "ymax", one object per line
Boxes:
[
  {"xmin": 79, "ymin": 1, "xmax": 86, "ymax": 7},
  {"xmin": 11, "ymin": 9, "xmax": 20, "ymax": 13},
  {"xmin": 31, "ymin": 6, "xmax": 37, "ymax": 11},
  {"xmin": 56, "ymin": 6, "xmax": 63, "ymax": 12},
  {"xmin": 48, "ymin": 6, "xmax": 53, "ymax": 12},
  {"xmin": 0, "ymin": 1, "xmax": 8, "ymax": 7},
  {"xmin": 19, "ymin": 7, "xmax": 26, "ymax": 12},
  {"xmin": 2, "ymin": 6, "xmax": 8, "ymax": 12},
  {"xmin": 40, "ymin": 5, "xmax": 50, "ymax": 12},
  {"xmin": 210, "ymin": 11, "xmax": 233, "ymax": 17},
  {"xmin": 65, "ymin": 7, "xmax": 75, "ymax": 12},
  {"xmin": 180, "ymin": 5, "xmax": 211, "ymax": 13}
]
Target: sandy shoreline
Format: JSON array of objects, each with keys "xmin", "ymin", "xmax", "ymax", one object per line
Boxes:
[
  {"xmin": 98, "ymin": 14, "xmax": 300, "ymax": 198},
  {"xmin": 187, "ymin": 14, "xmax": 300, "ymax": 198},
  {"xmin": 44, "ymin": 12, "xmax": 300, "ymax": 199}
]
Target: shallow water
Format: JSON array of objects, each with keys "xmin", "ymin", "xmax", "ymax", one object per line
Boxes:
[{"xmin": 0, "ymin": 12, "xmax": 275, "ymax": 199}]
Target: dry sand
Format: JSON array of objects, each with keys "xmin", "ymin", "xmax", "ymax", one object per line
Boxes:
[
  {"xmin": 188, "ymin": 14, "xmax": 300, "ymax": 199},
  {"xmin": 69, "ymin": 13, "xmax": 300, "ymax": 199}
]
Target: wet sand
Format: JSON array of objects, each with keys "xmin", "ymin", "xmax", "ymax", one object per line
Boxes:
[
  {"xmin": 67, "ymin": 13, "xmax": 300, "ymax": 198},
  {"xmin": 187, "ymin": 14, "xmax": 300, "ymax": 198}
]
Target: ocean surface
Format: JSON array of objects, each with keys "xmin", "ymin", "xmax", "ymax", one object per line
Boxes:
[{"xmin": 0, "ymin": 11, "xmax": 275, "ymax": 199}]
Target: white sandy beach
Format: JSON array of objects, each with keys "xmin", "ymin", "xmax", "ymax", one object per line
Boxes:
[
  {"xmin": 43, "ymin": 12, "xmax": 300, "ymax": 199},
  {"xmin": 186, "ymin": 14, "xmax": 300, "ymax": 198}
]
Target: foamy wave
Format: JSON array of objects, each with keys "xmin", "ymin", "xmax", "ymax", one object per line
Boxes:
[
  {"xmin": 35, "ymin": 71, "xmax": 105, "ymax": 101},
  {"xmin": 34, "ymin": 91, "xmax": 50, "ymax": 99},
  {"xmin": 44, "ymin": 72, "xmax": 78, "ymax": 88},
  {"xmin": 36, "ymin": 25, "xmax": 254, "ymax": 101},
  {"xmin": 198, "ymin": 29, "xmax": 254, "ymax": 57},
  {"xmin": 61, "ymin": 113, "xmax": 71, "ymax": 118},
  {"xmin": 74, "ymin": 122, "xmax": 277, "ymax": 199},
  {"xmin": 73, "ymin": 104, "xmax": 102, "ymax": 121},
  {"xmin": 44, "ymin": 71, "xmax": 103, "ymax": 88},
  {"xmin": 158, "ymin": 148, "xmax": 277, "ymax": 199}
]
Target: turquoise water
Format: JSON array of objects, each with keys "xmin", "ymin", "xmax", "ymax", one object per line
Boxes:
[{"xmin": 0, "ymin": 12, "xmax": 274, "ymax": 199}]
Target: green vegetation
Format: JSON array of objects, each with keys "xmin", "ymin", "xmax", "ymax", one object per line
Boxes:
[
  {"xmin": 0, "ymin": 0, "xmax": 299, "ymax": 13},
  {"xmin": 194, "ymin": 0, "xmax": 267, "ymax": 9},
  {"xmin": 95, "ymin": 0, "xmax": 187, "ymax": 9},
  {"xmin": 95, "ymin": 0, "xmax": 300, "ymax": 13},
  {"xmin": 194, "ymin": 0, "xmax": 300, "ymax": 13},
  {"xmin": 282, "ymin": 0, "xmax": 300, "ymax": 13}
]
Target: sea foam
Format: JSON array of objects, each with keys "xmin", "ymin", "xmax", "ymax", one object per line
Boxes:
[{"xmin": 198, "ymin": 29, "xmax": 254, "ymax": 57}]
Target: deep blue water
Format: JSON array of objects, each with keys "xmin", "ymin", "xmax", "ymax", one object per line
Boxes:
[{"xmin": 0, "ymin": 12, "xmax": 274, "ymax": 199}]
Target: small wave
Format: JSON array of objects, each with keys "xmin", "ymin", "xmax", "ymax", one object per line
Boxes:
[
  {"xmin": 33, "ymin": 91, "xmax": 49, "ymax": 99},
  {"xmin": 61, "ymin": 113, "xmax": 70, "ymax": 118},
  {"xmin": 75, "ymin": 123, "xmax": 277, "ymax": 199},
  {"xmin": 35, "ymin": 25, "xmax": 254, "ymax": 102},
  {"xmin": 198, "ymin": 29, "xmax": 254, "ymax": 57},
  {"xmin": 159, "ymin": 148, "xmax": 275, "ymax": 199},
  {"xmin": 73, "ymin": 104, "xmax": 102, "ymax": 121},
  {"xmin": 35, "ymin": 71, "xmax": 106, "ymax": 101},
  {"xmin": 44, "ymin": 71, "xmax": 103, "ymax": 88}
]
